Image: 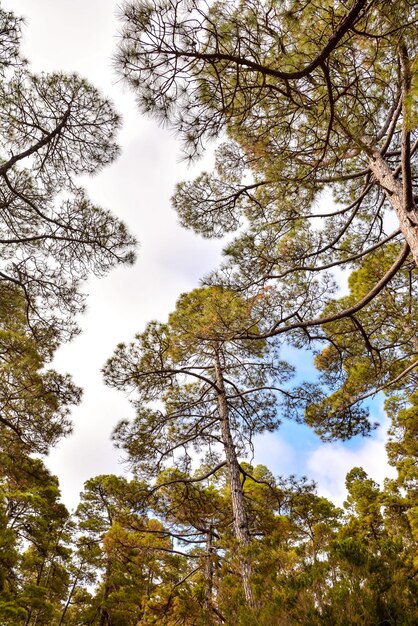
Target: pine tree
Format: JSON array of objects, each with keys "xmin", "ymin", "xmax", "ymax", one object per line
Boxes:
[
  {"xmin": 104, "ymin": 286, "xmax": 295, "ymax": 606},
  {"xmin": 0, "ymin": 5, "xmax": 135, "ymax": 341},
  {"xmin": 116, "ymin": 0, "xmax": 418, "ymax": 418}
]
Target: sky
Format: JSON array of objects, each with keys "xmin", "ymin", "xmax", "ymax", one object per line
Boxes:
[{"xmin": 7, "ymin": 0, "xmax": 396, "ymax": 510}]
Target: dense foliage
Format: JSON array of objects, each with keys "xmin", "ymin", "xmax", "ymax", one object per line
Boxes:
[{"xmin": 1, "ymin": 455, "xmax": 417, "ymax": 624}]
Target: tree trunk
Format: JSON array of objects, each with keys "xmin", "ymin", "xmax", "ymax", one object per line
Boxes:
[
  {"xmin": 368, "ymin": 150, "xmax": 418, "ymax": 265},
  {"xmin": 58, "ymin": 570, "xmax": 80, "ymax": 626},
  {"xmin": 24, "ymin": 558, "xmax": 45, "ymax": 626},
  {"xmin": 98, "ymin": 558, "xmax": 112, "ymax": 626},
  {"xmin": 213, "ymin": 349, "xmax": 255, "ymax": 608},
  {"xmin": 203, "ymin": 527, "xmax": 215, "ymax": 624}
]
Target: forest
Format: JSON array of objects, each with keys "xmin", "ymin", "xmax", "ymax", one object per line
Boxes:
[{"xmin": 0, "ymin": 0, "xmax": 417, "ymax": 624}]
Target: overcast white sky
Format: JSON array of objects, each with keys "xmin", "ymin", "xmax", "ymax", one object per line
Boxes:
[{"xmin": 7, "ymin": 0, "xmax": 396, "ymax": 509}]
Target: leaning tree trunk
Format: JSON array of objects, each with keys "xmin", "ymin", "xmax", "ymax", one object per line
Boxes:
[
  {"xmin": 368, "ymin": 149, "xmax": 418, "ymax": 266},
  {"xmin": 213, "ymin": 349, "xmax": 255, "ymax": 608}
]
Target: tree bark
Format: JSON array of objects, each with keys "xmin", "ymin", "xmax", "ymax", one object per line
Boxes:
[
  {"xmin": 203, "ymin": 527, "xmax": 215, "ymax": 624},
  {"xmin": 58, "ymin": 568, "xmax": 81, "ymax": 626},
  {"xmin": 213, "ymin": 349, "xmax": 255, "ymax": 608},
  {"xmin": 98, "ymin": 558, "xmax": 112, "ymax": 626},
  {"xmin": 368, "ymin": 150, "xmax": 418, "ymax": 265}
]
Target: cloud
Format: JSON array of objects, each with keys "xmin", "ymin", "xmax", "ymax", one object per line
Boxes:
[
  {"xmin": 306, "ymin": 420, "xmax": 397, "ymax": 505},
  {"xmin": 252, "ymin": 432, "xmax": 296, "ymax": 476}
]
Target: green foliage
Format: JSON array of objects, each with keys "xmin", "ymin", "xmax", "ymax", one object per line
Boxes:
[
  {"xmin": 104, "ymin": 286, "xmax": 291, "ymax": 478},
  {"xmin": 0, "ymin": 284, "xmax": 81, "ymax": 454},
  {"xmin": 304, "ymin": 242, "xmax": 417, "ymax": 440},
  {"xmin": 116, "ymin": 0, "xmax": 418, "ymax": 442},
  {"xmin": 0, "ymin": 2, "xmax": 417, "ymax": 624},
  {"xmin": 0, "ymin": 453, "xmax": 73, "ymax": 625},
  {"xmin": 0, "ymin": 4, "xmax": 136, "ymax": 341},
  {"xmin": 168, "ymin": 285, "xmax": 265, "ymax": 349}
]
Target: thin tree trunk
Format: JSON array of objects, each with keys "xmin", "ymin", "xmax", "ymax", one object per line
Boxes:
[
  {"xmin": 24, "ymin": 558, "xmax": 45, "ymax": 626},
  {"xmin": 58, "ymin": 570, "xmax": 80, "ymax": 626},
  {"xmin": 203, "ymin": 527, "xmax": 215, "ymax": 624},
  {"xmin": 98, "ymin": 558, "xmax": 112, "ymax": 626},
  {"xmin": 24, "ymin": 607, "xmax": 33, "ymax": 626},
  {"xmin": 213, "ymin": 349, "xmax": 255, "ymax": 608}
]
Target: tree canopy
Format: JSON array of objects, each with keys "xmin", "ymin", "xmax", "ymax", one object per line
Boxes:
[
  {"xmin": 103, "ymin": 286, "xmax": 298, "ymax": 605},
  {"xmin": 0, "ymin": 5, "xmax": 136, "ymax": 341},
  {"xmin": 0, "ymin": 1, "xmax": 417, "ymax": 624},
  {"xmin": 0, "ymin": 283, "xmax": 80, "ymax": 454},
  {"xmin": 116, "ymin": 0, "xmax": 418, "ymax": 436}
]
